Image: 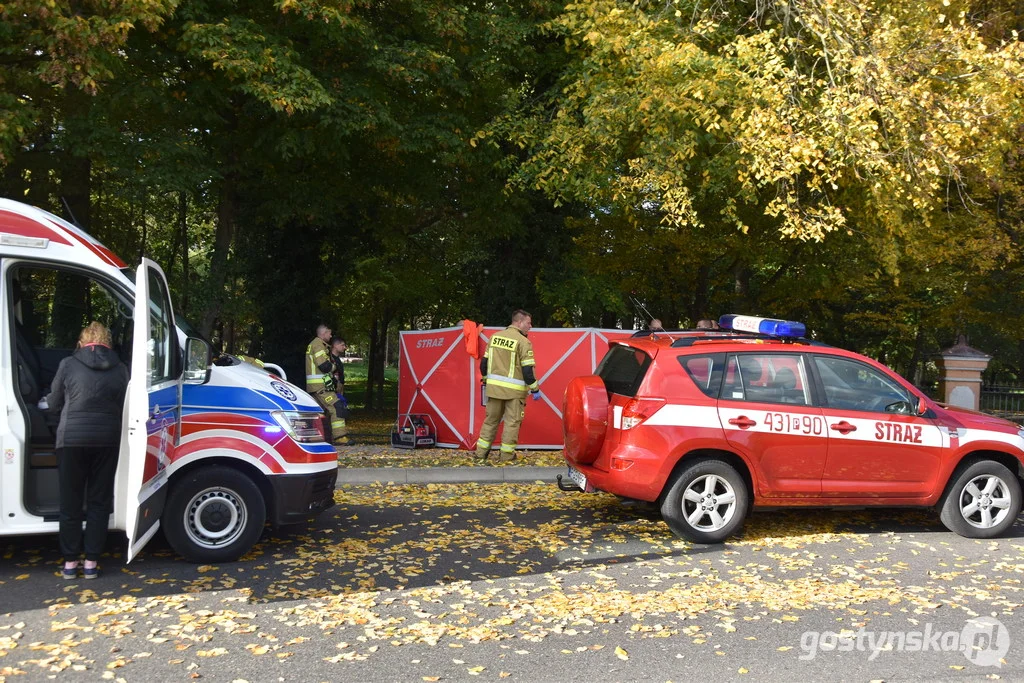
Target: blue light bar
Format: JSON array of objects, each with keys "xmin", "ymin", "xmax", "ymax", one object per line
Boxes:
[{"xmin": 718, "ymin": 314, "xmax": 806, "ymax": 338}]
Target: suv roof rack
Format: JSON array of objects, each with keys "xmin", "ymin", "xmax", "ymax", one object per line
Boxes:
[
  {"xmin": 668, "ymin": 333, "xmax": 831, "ymax": 348},
  {"xmin": 631, "ymin": 328, "xmax": 705, "ymax": 338}
]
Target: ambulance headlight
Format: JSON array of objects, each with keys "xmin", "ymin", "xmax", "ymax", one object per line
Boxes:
[
  {"xmin": 718, "ymin": 314, "xmax": 806, "ymax": 338},
  {"xmin": 270, "ymin": 411, "xmax": 325, "ymax": 443}
]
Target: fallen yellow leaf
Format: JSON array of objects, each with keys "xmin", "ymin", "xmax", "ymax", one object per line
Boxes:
[{"xmin": 615, "ymin": 646, "xmax": 629, "ymax": 661}]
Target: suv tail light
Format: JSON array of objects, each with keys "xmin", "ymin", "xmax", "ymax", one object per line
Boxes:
[{"xmin": 620, "ymin": 397, "xmax": 665, "ymax": 430}]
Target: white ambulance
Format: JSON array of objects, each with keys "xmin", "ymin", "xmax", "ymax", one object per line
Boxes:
[{"xmin": 1, "ymin": 198, "xmax": 338, "ymax": 562}]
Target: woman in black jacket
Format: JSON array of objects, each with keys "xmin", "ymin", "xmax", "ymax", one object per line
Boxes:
[{"xmin": 44, "ymin": 321, "xmax": 129, "ymax": 579}]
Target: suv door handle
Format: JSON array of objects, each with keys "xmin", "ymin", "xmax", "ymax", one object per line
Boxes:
[
  {"xmin": 830, "ymin": 421, "xmax": 857, "ymax": 434},
  {"xmin": 728, "ymin": 416, "xmax": 757, "ymax": 429}
]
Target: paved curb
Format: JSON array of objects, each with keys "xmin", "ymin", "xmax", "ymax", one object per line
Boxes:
[{"xmin": 336, "ymin": 466, "xmax": 564, "ymax": 486}]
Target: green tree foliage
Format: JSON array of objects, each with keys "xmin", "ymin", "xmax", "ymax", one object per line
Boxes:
[
  {"xmin": 1, "ymin": 0, "xmax": 1022, "ymax": 395},
  {"xmin": 499, "ymin": 0, "xmax": 1024, "ymax": 240},
  {"xmin": 485, "ymin": 0, "xmax": 1024, "ymax": 378},
  {"xmin": 0, "ymin": 0, "xmax": 179, "ymax": 165}
]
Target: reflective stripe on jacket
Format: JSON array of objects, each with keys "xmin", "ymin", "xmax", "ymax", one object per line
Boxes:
[
  {"xmin": 306, "ymin": 337, "xmax": 332, "ymax": 391},
  {"xmin": 483, "ymin": 326, "xmax": 537, "ymax": 400}
]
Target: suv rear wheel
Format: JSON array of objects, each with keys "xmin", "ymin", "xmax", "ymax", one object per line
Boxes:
[
  {"xmin": 939, "ymin": 460, "xmax": 1022, "ymax": 538},
  {"xmin": 661, "ymin": 458, "xmax": 749, "ymax": 543}
]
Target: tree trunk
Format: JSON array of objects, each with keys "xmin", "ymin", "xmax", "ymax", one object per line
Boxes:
[
  {"xmin": 199, "ymin": 181, "xmax": 237, "ymax": 339},
  {"xmin": 365, "ymin": 312, "xmax": 394, "ymax": 411},
  {"xmin": 179, "ymin": 191, "xmax": 190, "ymax": 314},
  {"xmin": 366, "ymin": 318, "xmax": 379, "ymax": 410},
  {"xmin": 689, "ymin": 264, "xmax": 711, "ymax": 325},
  {"xmin": 137, "ymin": 190, "xmax": 148, "ymax": 262},
  {"xmin": 53, "ymin": 131, "xmax": 91, "ymax": 345},
  {"xmin": 906, "ymin": 324, "xmax": 926, "ymax": 386},
  {"xmin": 733, "ymin": 262, "xmax": 752, "ymax": 312},
  {"xmin": 375, "ymin": 312, "xmax": 393, "ymax": 410}
]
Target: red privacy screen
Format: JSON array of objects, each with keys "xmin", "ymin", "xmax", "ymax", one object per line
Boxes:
[{"xmin": 398, "ymin": 325, "xmax": 634, "ymax": 449}]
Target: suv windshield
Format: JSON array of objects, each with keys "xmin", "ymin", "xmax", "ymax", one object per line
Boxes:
[{"xmin": 596, "ymin": 345, "xmax": 652, "ymax": 397}]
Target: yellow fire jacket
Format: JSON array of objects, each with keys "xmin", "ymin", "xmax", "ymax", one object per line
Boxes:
[
  {"xmin": 305, "ymin": 337, "xmax": 333, "ymax": 392},
  {"xmin": 481, "ymin": 326, "xmax": 538, "ymax": 400}
]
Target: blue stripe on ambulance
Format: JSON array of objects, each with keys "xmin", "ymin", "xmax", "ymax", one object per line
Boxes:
[{"xmin": 181, "ymin": 385, "xmax": 315, "ymax": 411}]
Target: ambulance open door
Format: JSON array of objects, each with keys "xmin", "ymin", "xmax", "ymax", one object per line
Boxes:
[{"xmin": 123, "ymin": 259, "xmax": 181, "ymax": 562}]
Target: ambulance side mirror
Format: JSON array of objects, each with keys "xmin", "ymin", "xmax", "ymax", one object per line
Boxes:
[{"xmin": 184, "ymin": 337, "xmax": 212, "ymax": 385}]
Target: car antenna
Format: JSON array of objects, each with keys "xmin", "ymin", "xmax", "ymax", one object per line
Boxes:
[
  {"xmin": 628, "ymin": 296, "xmax": 655, "ymax": 335},
  {"xmin": 60, "ymin": 196, "xmax": 83, "ymax": 229}
]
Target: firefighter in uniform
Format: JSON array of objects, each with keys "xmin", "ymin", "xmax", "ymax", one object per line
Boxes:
[
  {"xmin": 474, "ymin": 310, "xmax": 540, "ymax": 463},
  {"xmin": 329, "ymin": 337, "xmax": 349, "ymax": 421},
  {"xmin": 306, "ymin": 324, "xmax": 350, "ymax": 446}
]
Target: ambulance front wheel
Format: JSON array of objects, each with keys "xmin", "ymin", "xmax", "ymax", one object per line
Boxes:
[{"xmin": 163, "ymin": 466, "xmax": 267, "ymax": 563}]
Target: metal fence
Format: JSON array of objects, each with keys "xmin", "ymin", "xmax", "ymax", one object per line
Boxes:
[{"xmin": 980, "ymin": 383, "xmax": 1024, "ymax": 422}]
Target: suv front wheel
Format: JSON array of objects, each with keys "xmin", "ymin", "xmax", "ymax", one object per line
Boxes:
[
  {"xmin": 661, "ymin": 458, "xmax": 749, "ymax": 543},
  {"xmin": 939, "ymin": 460, "xmax": 1022, "ymax": 538}
]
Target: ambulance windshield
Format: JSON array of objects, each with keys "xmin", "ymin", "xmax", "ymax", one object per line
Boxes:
[{"xmin": 177, "ymin": 316, "xmax": 210, "ymax": 344}]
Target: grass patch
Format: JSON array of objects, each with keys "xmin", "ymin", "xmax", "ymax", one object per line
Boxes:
[{"xmin": 339, "ymin": 360, "xmax": 398, "ymax": 411}]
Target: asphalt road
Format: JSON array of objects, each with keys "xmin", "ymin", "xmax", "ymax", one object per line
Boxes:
[{"xmin": 1, "ymin": 482, "xmax": 1022, "ymax": 682}]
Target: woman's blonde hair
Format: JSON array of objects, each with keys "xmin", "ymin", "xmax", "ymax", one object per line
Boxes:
[{"xmin": 79, "ymin": 321, "xmax": 112, "ymax": 347}]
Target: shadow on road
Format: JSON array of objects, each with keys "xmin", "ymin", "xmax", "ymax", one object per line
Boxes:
[{"xmin": 2, "ymin": 486, "xmax": 1021, "ymax": 617}]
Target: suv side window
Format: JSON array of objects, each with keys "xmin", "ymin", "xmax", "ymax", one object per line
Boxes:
[
  {"xmin": 678, "ymin": 353, "xmax": 725, "ymax": 398},
  {"xmin": 596, "ymin": 345, "xmax": 652, "ymax": 397},
  {"xmin": 721, "ymin": 353, "xmax": 810, "ymax": 406},
  {"xmin": 814, "ymin": 355, "xmax": 911, "ymax": 413}
]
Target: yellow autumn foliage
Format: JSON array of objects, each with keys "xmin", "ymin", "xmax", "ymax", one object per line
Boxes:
[{"xmin": 502, "ymin": 0, "xmax": 1024, "ymax": 243}]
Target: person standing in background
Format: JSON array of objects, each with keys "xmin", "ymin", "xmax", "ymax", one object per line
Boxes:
[
  {"xmin": 43, "ymin": 322, "xmax": 129, "ymax": 580},
  {"xmin": 329, "ymin": 337, "xmax": 350, "ymax": 442},
  {"xmin": 305, "ymin": 324, "xmax": 350, "ymax": 446}
]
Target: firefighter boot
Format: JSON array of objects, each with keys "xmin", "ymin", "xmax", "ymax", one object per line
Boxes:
[
  {"xmin": 474, "ymin": 447, "xmax": 490, "ymax": 464},
  {"xmin": 495, "ymin": 449, "xmax": 517, "ymax": 464}
]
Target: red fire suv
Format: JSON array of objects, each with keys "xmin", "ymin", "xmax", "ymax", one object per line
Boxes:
[{"xmin": 561, "ymin": 315, "xmax": 1024, "ymax": 543}]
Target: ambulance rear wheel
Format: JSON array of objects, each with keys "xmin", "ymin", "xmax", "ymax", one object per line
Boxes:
[{"xmin": 163, "ymin": 466, "xmax": 267, "ymax": 563}]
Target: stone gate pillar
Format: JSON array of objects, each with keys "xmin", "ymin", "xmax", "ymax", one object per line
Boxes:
[{"xmin": 933, "ymin": 335, "xmax": 991, "ymax": 411}]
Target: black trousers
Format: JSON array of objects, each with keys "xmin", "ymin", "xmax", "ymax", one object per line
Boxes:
[{"xmin": 58, "ymin": 445, "xmax": 119, "ymax": 561}]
